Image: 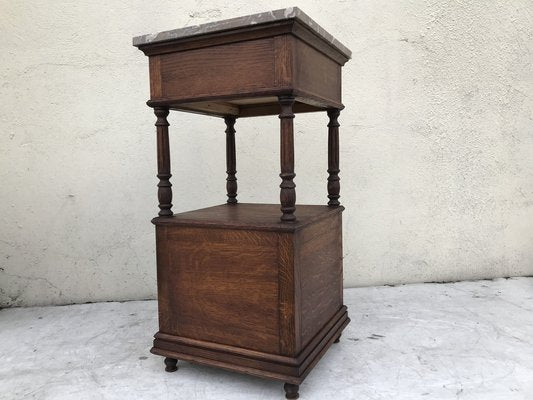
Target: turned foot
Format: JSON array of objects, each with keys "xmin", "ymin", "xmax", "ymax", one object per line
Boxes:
[
  {"xmin": 164, "ymin": 357, "xmax": 178, "ymax": 372},
  {"xmin": 284, "ymin": 383, "xmax": 299, "ymax": 399},
  {"xmin": 334, "ymin": 334, "xmax": 342, "ymax": 343}
]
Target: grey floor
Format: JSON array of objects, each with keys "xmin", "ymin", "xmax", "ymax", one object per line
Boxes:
[{"xmin": 1, "ymin": 278, "xmax": 532, "ymax": 400}]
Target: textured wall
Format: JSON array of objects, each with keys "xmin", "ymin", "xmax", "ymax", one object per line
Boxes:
[{"xmin": 1, "ymin": 1, "xmax": 532, "ymax": 307}]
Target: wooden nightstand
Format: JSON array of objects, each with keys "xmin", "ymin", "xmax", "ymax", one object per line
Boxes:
[{"xmin": 133, "ymin": 7, "xmax": 351, "ymax": 399}]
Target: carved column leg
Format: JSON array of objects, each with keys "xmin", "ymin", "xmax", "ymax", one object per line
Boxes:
[
  {"xmin": 224, "ymin": 116, "xmax": 238, "ymax": 204},
  {"xmin": 154, "ymin": 107, "xmax": 173, "ymax": 216},
  {"xmin": 327, "ymin": 108, "xmax": 341, "ymax": 207},
  {"xmin": 284, "ymin": 383, "xmax": 299, "ymax": 399},
  {"xmin": 278, "ymin": 96, "xmax": 296, "ymax": 222}
]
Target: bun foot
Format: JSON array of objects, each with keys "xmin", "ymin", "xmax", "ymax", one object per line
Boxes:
[
  {"xmin": 334, "ymin": 334, "xmax": 341, "ymax": 343},
  {"xmin": 164, "ymin": 357, "xmax": 178, "ymax": 372},
  {"xmin": 284, "ymin": 383, "xmax": 299, "ymax": 399}
]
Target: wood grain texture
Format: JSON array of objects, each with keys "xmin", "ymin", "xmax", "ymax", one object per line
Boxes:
[
  {"xmin": 152, "ymin": 203, "xmax": 344, "ymax": 232},
  {"xmin": 278, "ymin": 232, "xmax": 299, "ymax": 356},
  {"xmin": 157, "ymin": 225, "xmax": 280, "ymax": 353},
  {"xmin": 150, "ymin": 307, "xmax": 350, "ymax": 385},
  {"xmin": 274, "ymin": 35, "xmax": 294, "ymax": 88},
  {"xmin": 142, "ymin": 25, "xmax": 347, "ymax": 117},
  {"xmin": 158, "ymin": 39, "xmax": 275, "ymax": 101},
  {"xmin": 153, "ymin": 204, "xmax": 347, "ymax": 379},
  {"xmin": 293, "ymin": 39, "xmax": 342, "ymax": 105},
  {"xmin": 149, "ymin": 56, "xmax": 162, "ymax": 98},
  {"xmin": 297, "ymin": 212, "xmax": 343, "ymax": 347}
]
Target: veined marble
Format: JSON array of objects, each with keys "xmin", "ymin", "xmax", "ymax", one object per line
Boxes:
[
  {"xmin": 1, "ymin": 278, "xmax": 532, "ymax": 399},
  {"xmin": 132, "ymin": 7, "xmax": 352, "ymax": 59}
]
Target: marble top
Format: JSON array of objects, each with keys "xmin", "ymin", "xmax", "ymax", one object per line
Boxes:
[{"xmin": 132, "ymin": 7, "xmax": 351, "ymax": 58}]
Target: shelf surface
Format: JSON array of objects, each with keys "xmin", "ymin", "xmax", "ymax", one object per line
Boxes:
[{"xmin": 152, "ymin": 203, "xmax": 344, "ymax": 232}]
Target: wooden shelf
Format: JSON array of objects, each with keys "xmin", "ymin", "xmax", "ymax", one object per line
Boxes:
[{"xmin": 152, "ymin": 203, "xmax": 344, "ymax": 232}]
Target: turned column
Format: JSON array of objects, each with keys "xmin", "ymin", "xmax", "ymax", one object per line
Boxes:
[
  {"xmin": 327, "ymin": 108, "xmax": 341, "ymax": 207},
  {"xmin": 224, "ymin": 116, "xmax": 238, "ymax": 204},
  {"xmin": 154, "ymin": 106, "xmax": 173, "ymax": 216},
  {"xmin": 278, "ymin": 96, "xmax": 296, "ymax": 222}
]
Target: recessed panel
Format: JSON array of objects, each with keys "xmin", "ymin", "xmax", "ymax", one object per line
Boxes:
[
  {"xmin": 157, "ymin": 226, "xmax": 280, "ymax": 353},
  {"xmin": 157, "ymin": 38, "xmax": 276, "ymax": 101}
]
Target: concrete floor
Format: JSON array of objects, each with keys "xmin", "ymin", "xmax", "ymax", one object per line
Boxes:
[{"xmin": 1, "ymin": 278, "xmax": 532, "ymax": 400}]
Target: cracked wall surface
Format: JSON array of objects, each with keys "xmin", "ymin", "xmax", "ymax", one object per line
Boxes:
[{"xmin": 1, "ymin": 1, "xmax": 532, "ymax": 306}]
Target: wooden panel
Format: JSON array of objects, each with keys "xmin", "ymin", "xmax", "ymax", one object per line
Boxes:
[
  {"xmin": 174, "ymin": 101, "xmax": 240, "ymax": 116},
  {"xmin": 293, "ymin": 39, "xmax": 342, "ymax": 105},
  {"xmin": 156, "ymin": 225, "xmax": 280, "ymax": 353},
  {"xmin": 153, "ymin": 337, "xmax": 299, "ymax": 376},
  {"xmin": 158, "ymin": 38, "xmax": 276, "ymax": 101},
  {"xmin": 150, "ymin": 308, "xmax": 350, "ymax": 385},
  {"xmin": 278, "ymin": 233, "xmax": 299, "ymax": 356},
  {"xmin": 149, "ymin": 56, "xmax": 162, "ymax": 98},
  {"xmin": 297, "ymin": 212, "xmax": 343, "ymax": 347},
  {"xmin": 274, "ymin": 35, "xmax": 293, "ymax": 88}
]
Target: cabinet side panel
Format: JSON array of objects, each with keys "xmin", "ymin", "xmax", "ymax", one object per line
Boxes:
[
  {"xmin": 274, "ymin": 35, "xmax": 293, "ymax": 88},
  {"xmin": 157, "ymin": 38, "xmax": 276, "ymax": 101},
  {"xmin": 298, "ymin": 213, "xmax": 343, "ymax": 348},
  {"xmin": 149, "ymin": 55, "xmax": 162, "ymax": 98},
  {"xmin": 156, "ymin": 225, "xmax": 171, "ymax": 331},
  {"xmin": 158, "ymin": 226, "xmax": 280, "ymax": 354},
  {"xmin": 293, "ymin": 39, "xmax": 342, "ymax": 104},
  {"xmin": 278, "ymin": 232, "xmax": 299, "ymax": 356}
]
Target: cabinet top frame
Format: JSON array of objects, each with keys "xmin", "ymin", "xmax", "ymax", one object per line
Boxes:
[{"xmin": 133, "ymin": 7, "xmax": 352, "ymax": 118}]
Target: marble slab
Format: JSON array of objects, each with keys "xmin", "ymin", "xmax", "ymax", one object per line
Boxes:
[{"xmin": 132, "ymin": 7, "xmax": 351, "ymax": 58}]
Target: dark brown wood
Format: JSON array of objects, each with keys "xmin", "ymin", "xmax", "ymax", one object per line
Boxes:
[
  {"xmin": 152, "ymin": 203, "xmax": 343, "ymax": 232},
  {"xmin": 158, "ymin": 39, "xmax": 276, "ymax": 101},
  {"xmin": 151, "ymin": 203, "xmax": 349, "ymax": 384},
  {"xmin": 164, "ymin": 357, "xmax": 178, "ymax": 372},
  {"xmin": 278, "ymin": 232, "xmax": 299, "ymax": 356},
  {"xmin": 294, "ymin": 40, "xmax": 341, "ymax": 106},
  {"xmin": 156, "ymin": 225, "xmax": 280, "ymax": 353},
  {"xmin": 224, "ymin": 116, "xmax": 238, "ymax": 203},
  {"xmin": 154, "ymin": 107, "xmax": 173, "ymax": 216},
  {"xmin": 327, "ymin": 108, "xmax": 341, "ymax": 207},
  {"xmin": 150, "ymin": 90, "xmax": 343, "ymax": 119},
  {"xmin": 141, "ymin": 22, "xmax": 347, "ymax": 118},
  {"xmin": 297, "ymin": 212, "xmax": 343, "ymax": 347},
  {"xmin": 153, "ymin": 305, "xmax": 348, "ymax": 369},
  {"xmin": 334, "ymin": 334, "xmax": 341, "ymax": 343},
  {"xmin": 151, "ymin": 309, "xmax": 349, "ymax": 384},
  {"xmin": 135, "ymin": 9, "xmax": 352, "ymax": 395},
  {"xmin": 284, "ymin": 383, "xmax": 299, "ymax": 399},
  {"xmin": 279, "ymin": 96, "xmax": 296, "ymax": 222}
]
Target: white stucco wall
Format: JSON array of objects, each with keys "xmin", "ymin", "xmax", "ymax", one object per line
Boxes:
[{"xmin": 1, "ymin": 1, "xmax": 532, "ymax": 307}]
